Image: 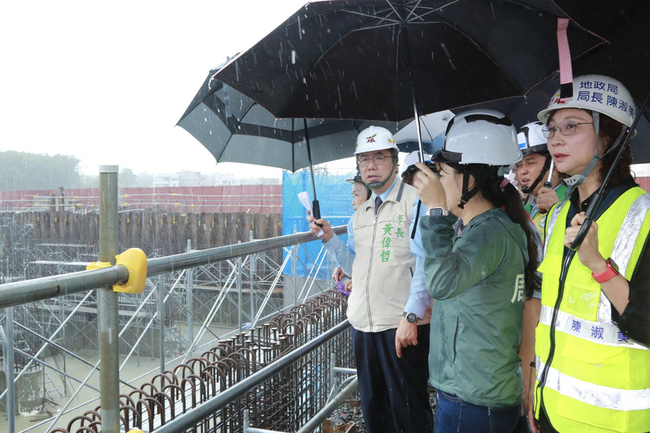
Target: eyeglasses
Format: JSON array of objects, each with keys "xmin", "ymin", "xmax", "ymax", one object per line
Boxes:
[
  {"xmin": 357, "ymin": 154, "xmax": 391, "ymax": 168},
  {"xmin": 542, "ymin": 121, "xmax": 594, "ymax": 139}
]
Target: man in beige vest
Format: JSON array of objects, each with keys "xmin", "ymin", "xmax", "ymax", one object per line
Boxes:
[{"xmin": 308, "ymin": 126, "xmax": 433, "ymax": 433}]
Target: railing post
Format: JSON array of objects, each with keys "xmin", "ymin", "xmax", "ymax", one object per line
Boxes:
[
  {"xmin": 237, "ymin": 241, "xmax": 243, "ymax": 333},
  {"xmin": 5, "ymin": 307, "xmax": 15, "ymax": 433},
  {"xmin": 292, "ymin": 224, "xmax": 298, "ymax": 308},
  {"xmin": 158, "ymin": 274, "xmax": 165, "ymax": 373},
  {"xmin": 249, "ymin": 230, "xmax": 255, "ymax": 323},
  {"xmin": 186, "ymin": 240, "xmax": 194, "ymax": 357},
  {"xmin": 98, "ymin": 165, "xmax": 120, "ymax": 433}
]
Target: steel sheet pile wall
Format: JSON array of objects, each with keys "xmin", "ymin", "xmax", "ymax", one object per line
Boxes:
[
  {"xmin": 0, "ymin": 185, "xmax": 283, "ymax": 214},
  {"xmin": 1, "ymin": 210, "xmax": 282, "ymax": 258},
  {"xmin": 50, "ymin": 291, "xmax": 353, "ymax": 433}
]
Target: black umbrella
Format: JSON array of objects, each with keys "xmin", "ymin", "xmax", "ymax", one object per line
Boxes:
[
  {"xmin": 177, "ymin": 69, "xmax": 404, "ymax": 171},
  {"xmin": 212, "ymin": 1, "xmax": 637, "ymax": 123},
  {"xmin": 177, "ymin": 69, "xmax": 410, "ymax": 218}
]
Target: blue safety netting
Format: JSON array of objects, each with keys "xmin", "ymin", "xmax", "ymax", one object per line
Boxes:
[{"xmin": 282, "ymin": 170, "xmax": 355, "ymax": 277}]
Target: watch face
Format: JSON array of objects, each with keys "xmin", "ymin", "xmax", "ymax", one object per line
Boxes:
[
  {"xmin": 406, "ymin": 313, "xmax": 417, "ymax": 323},
  {"xmin": 608, "ymin": 258, "xmax": 619, "ymax": 272}
]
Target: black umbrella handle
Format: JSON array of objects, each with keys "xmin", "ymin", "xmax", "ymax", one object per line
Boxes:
[{"xmin": 312, "ymin": 199, "xmax": 323, "ymax": 227}]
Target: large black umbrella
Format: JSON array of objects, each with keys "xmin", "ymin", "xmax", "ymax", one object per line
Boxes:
[
  {"xmin": 212, "ymin": 0, "xmax": 642, "ymax": 124},
  {"xmin": 177, "ymin": 68, "xmax": 404, "ymax": 172}
]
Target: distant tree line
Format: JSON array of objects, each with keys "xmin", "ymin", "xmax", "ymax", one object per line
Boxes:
[{"xmin": 0, "ymin": 151, "xmax": 152, "ymax": 191}]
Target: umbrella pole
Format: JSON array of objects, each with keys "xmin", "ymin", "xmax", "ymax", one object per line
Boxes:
[
  {"xmin": 303, "ymin": 118, "xmax": 322, "ymax": 220},
  {"xmin": 409, "ymin": 89, "xmax": 424, "ymax": 239},
  {"xmin": 402, "ymin": 26, "xmax": 425, "ymax": 238}
]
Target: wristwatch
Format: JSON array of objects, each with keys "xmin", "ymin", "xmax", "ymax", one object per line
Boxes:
[
  {"xmin": 591, "ymin": 257, "xmax": 620, "ymax": 284},
  {"xmin": 403, "ymin": 312, "xmax": 418, "ymax": 323},
  {"xmin": 427, "ymin": 207, "xmax": 448, "ymax": 216}
]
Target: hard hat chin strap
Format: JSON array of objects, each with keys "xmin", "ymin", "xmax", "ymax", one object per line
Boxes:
[
  {"xmin": 365, "ymin": 159, "xmax": 398, "ymax": 190},
  {"xmin": 458, "ymin": 171, "xmax": 478, "ymax": 209},
  {"xmin": 521, "ymin": 154, "xmax": 553, "ymax": 194}
]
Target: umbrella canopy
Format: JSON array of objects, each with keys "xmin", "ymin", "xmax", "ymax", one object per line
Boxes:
[
  {"xmin": 212, "ymin": 0, "xmax": 638, "ymax": 123},
  {"xmin": 471, "ymin": 2, "xmax": 650, "ymax": 163},
  {"xmin": 393, "ymin": 109, "xmax": 452, "ymax": 154},
  {"xmin": 177, "ymin": 69, "xmax": 407, "ymax": 172}
]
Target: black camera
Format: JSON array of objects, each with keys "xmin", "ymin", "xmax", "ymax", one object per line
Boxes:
[{"xmin": 402, "ymin": 160, "xmax": 436, "ymax": 179}]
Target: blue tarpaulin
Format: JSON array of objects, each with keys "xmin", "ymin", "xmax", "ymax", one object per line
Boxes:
[{"xmin": 282, "ymin": 170, "xmax": 354, "ymax": 277}]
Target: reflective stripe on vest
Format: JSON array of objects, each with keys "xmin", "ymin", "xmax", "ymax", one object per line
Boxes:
[
  {"xmin": 613, "ymin": 193, "xmax": 650, "ymax": 277},
  {"xmin": 536, "ymin": 360, "xmax": 650, "ymax": 411}
]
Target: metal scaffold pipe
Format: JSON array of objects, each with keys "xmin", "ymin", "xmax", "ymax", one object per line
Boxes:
[
  {"xmin": 0, "ymin": 227, "xmax": 346, "ymax": 310},
  {"xmin": 98, "ymin": 165, "xmax": 120, "ymax": 433}
]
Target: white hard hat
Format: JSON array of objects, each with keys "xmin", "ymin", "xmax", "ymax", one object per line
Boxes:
[
  {"xmin": 537, "ymin": 74, "xmax": 636, "ymax": 127},
  {"xmin": 434, "ymin": 109, "xmax": 522, "ymax": 166},
  {"xmin": 518, "ymin": 121, "xmax": 548, "ymax": 156},
  {"xmin": 354, "ymin": 126, "xmax": 399, "ymax": 155}
]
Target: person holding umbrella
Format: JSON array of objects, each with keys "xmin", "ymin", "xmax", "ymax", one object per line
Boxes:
[
  {"xmin": 413, "ymin": 109, "xmax": 541, "ymax": 433},
  {"xmin": 531, "ymin": 75, "xmax": 650, "ymax": 432},
  {"xmin": 308, "ymin": 126, "xmax": 433, "ymax": 433},
  {"xmin": 516, "ymin": 121, "xmax": 567, "ymax": 235},
  {"xmin": 332, "ymin": 174, "xmax": 371, "ymax": 295}
]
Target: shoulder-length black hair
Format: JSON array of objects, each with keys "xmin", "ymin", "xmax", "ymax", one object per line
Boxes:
[{"xmin": 450, "ymin": 163, "xmax": 541, "ymax": 297}]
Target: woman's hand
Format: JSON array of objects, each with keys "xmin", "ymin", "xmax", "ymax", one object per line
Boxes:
[
  {"xmin": 413, "ymin": 162, "xmax": 447, "ymax": 210},
  {"xmin": 564, "ymin": 212, "xmax": 604, "ymax": 270},
  {"xmin": 536, "ymin": 186, "xmax": 559, "ymax": 214},
  {"xmin": 332, "ymin": 266, "xmax": 348, "ymax": 282}
]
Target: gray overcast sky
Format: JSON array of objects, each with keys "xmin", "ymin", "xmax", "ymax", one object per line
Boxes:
[{"xmin": 0, "ymin": 0, "xmax": 311, "ymax": 177}]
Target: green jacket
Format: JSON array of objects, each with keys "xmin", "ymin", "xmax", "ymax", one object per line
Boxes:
[{"xmin": 421, "ymin": 208, "xmax": 527, "ymax": 407}]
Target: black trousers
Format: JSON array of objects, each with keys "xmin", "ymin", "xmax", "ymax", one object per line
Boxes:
[{"xmin": 352, "ymin": 324, "xmax": 434, "ymax": 433}]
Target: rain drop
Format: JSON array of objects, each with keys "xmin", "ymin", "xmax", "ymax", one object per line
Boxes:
[
  {"xmin": 297, "ymin": 16, "xmax": 302, "ymax": 40},
  {"xmin": 291, "ymin": 50, "xmax": 296, "ymax": 65},
  {"xmin": 440, "ymin": 42, "xmax": 456, "ymax": 70}
]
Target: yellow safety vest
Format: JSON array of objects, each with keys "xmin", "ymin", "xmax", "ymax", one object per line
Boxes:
[{"xmin": 535, "ymin": 187, "xmax": 650, "ymax": 432}]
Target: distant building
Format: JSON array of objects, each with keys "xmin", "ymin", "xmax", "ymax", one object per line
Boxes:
[
  {"xmin": 150, "ymin": 171, "xmax": 280, "ymax": 188},
  {"xmin": 153, "ymin": 173, "xmax": 180, "ymax": 187}
]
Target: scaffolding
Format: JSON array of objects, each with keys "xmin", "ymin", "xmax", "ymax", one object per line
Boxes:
[{"xmin": 0, "ymin": 228, "xmax": 336, "ymax": 432}]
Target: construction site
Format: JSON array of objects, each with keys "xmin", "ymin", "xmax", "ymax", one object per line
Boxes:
[{"xmin": 0, "ymin": 171, "xmax": 358, "ymax": 433}]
